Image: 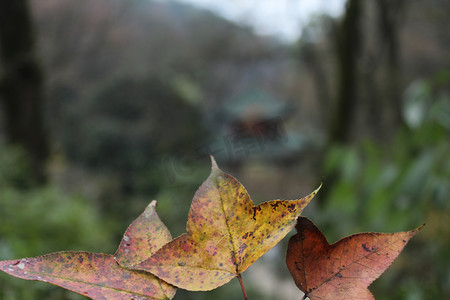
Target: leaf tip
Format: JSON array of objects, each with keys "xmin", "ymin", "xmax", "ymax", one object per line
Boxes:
[
  {"xmin": 143, "ymin": 200, "xmax": 158, "ymax": 218},
  {"xmin": 408, "ymin": 223, "xmax": 425, "ymax": 239},
  {"xmin": 295, "ymin": 216, "xmax": 316, "ymax": 233},
  {"xmin": 210, "ymin": 154, "xmax": 219, "ymax": 170},
  {"xmin": 298, "ymin": 183, "xmax": 322, "ymax": 208},
  {"xmin": 312, "ymin": 182, "xmax": 323, "ymax": 195},
  {"xmin": 416, "ymin": 223, "xmax": 425, "ymax": 233}
]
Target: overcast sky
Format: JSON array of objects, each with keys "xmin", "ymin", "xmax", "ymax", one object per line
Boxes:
[{"xmin": 177, "ymin": 0, "xmax": 346, "ymax": 42}]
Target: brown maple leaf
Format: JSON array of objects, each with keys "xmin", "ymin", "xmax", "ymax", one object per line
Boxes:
[{"xmin": 286, "ymin": 217, "xmax": 424, "ymax": 300}]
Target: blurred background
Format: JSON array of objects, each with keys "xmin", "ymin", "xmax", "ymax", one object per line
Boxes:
[{"xmin": 0, "ymin": 0, "xmax": 449, "ymax": 299}]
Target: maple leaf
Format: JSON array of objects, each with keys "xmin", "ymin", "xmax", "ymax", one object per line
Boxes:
[
  {"xmin": 135, "ymin": 156, "xmax": 320, "ymax": 291},
  {"xmin": 286, "ymin": 217, "xmax": 424, "ymax": 300},
  {"xmin": 0, "ymin": 201, "xmax": 176, "ymax": 300}
]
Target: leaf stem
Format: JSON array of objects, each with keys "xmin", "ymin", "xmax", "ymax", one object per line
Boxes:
[
  {"xmin": 237, "ymin": 274, "xmax": 248, "ymax": 300},
  {"xmin": 301, "ymin": 294, "xmax": 307, "ymax": 300}
]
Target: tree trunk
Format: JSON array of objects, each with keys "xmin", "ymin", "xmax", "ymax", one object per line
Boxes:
[
  {"xmin": 318, "ymin": 0, "xmax": 363, "ymax": 207},
  {"xmin": 0, "ymin": 0, "xmax": 49, "ymax": 184},
  {"xmin": 377, "ymin": 0, "xmax": 406, "ymax": 133},
  {"xmin": 328, "ymin": 0, "xmax": 362, "ymax": 144}
]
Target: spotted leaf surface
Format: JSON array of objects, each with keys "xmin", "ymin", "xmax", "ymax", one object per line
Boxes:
[
  {"xmin": 115, "ymin": 200, "xmax": 172, "ymax": 267},
  {"xmin": 286, "ymin": 217, "xmax": 424, "ymax": 300},
  {"xmin": 0, "ymin": 202, "xmax": 176, "ymax": 300},
  {"xmin": 136, "ymin": 156, "xmax": 319, "ymax": 291}
]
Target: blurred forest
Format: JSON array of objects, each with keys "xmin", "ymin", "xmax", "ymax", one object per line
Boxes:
[{"xmin": 0, "ymin": 0, "xmax": 449, "ymax": 299}]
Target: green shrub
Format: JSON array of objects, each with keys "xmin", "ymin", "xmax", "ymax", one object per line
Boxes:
[{"xmin": 0, "ymin": 146, "xmax": 116, "ymax": 300}]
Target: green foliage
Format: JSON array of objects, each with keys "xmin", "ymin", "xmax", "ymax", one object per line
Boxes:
[
  {"xmin": 0, "ymin": 147, "xmax": 116, "ymax": 300},
  {"xmin": 0, "ymin": 147, "xmax": 33, "ymax": 189}
]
